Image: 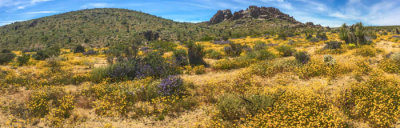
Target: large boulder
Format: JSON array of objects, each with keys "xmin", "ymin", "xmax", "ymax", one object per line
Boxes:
[{"xmin": 209, "ymin": 9, "xmax": 232, "ymax": 24}]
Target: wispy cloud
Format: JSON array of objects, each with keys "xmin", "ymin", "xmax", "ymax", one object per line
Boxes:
[
  {"xmin": 25, "ymin": 10, "xmax": 58, "ymax": 14},
  {"xmin": 81, "ymin": 3, "xmax": 114, "ymax": 9}
]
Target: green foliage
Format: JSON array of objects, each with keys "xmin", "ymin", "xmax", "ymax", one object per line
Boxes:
[
  {"xmin": 173, "ymin": 49, "xmax": 189, "ymax": 66},
  {"xmin": 339, "ymin": 22, "xmax": 371, "ymax": 45},
  {"xmin": 213, "ymin": 57, "xmax": 254, "ymax": 70},
  {"xmin": 324, "ymin": 41, "xmax": 342, "ymax": 49},
  {"xmin": 74, "ymin": 45, "xmax": 85, "ymax": 53},
  {"xmin": 187, "ymin": 42, "xmax": 206, "ymax": 66},
  {"xmin": 206, "ymin": 49, "xmax": 223, "ymax": 59},
  {"xmin": 316, "ymin": 32, "xmax": 328, "ymax": 40},
  {"xmin": 33, "ymin": 46, "xmax": 60, "ymax": 60},
  {"xmin": 276, "ymin": 45, "xmax": 296, "ymax": 57},
  {"xmin": 253, "ymin": 41, "xmax": 267, "ymax": 51},
  {"xmin": 150, "ymin": 41, "xmax": 177, "ymax": 52},
  {"xmin": 0, "ymin": 49, "xmax": 16, "ymax": 65},
  {"xmin": 246, "ymin": 50, "xmax": 276, "ymax": 60},
  {"xmin": 17, "ymin": 54, "xmax": 31, "ymax": 66},
  {"xmin": 294, "ymin": 51, "xmax": 310, "ymax": 64},
  {"xmin": 250, "ymin": 58, "xmax": 298, "ymax": 77},
  {"xmin": 224, "ymin": 43, "xmax": 243, "ymax": 57}
]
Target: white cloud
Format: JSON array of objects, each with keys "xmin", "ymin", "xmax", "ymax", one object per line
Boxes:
[
  {"xmin": 0, "ymin": 0, "xmax": 52, "ymax": 10},
  {"xmin": 25, "ymin": 11, "xmax": 58, "ymax": 14},
  {"xmin": 81, "ymin": 3, "xmax": 114, "ymax": 9}
]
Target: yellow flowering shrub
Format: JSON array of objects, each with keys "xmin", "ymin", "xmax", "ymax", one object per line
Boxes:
[
  {"xmin": 27, "ymin": 87, "xmax": 65, "ymax": 117},
  {"xmin": 47, "ymin": 94, "xmax": 75, "ymax": 127},
  {"xmin": 242, "ymin": 87, "xmax": 348, "ymax": 127},
  {"xmin": 338, "ymin": 73, "xmax": 400, "ymax": 127}
]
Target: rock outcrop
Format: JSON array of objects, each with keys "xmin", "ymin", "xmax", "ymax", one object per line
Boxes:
[
  {"xmin": 209, "ymin": 9, "xmax": 232, "ymax": 24},
  {"xmin": 209, "ymin": 6, "xmax": 300, "ymax": 25}
]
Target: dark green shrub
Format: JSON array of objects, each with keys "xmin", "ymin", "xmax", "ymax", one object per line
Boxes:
[
  {"xmin": 206, "ymin": 49, "xmax": 222, "ymax": 59},
  {"xmin": 324, "ymin": 41, "xmax": 342, "ymax": 49},
  {"xmin": 224, "ymin": 43, "xmax": 243, "ymax": 57},
  {"xmin": 173, "ymin": 49, "xmax": 189, "ymax": 66},
  {"xmin": 246, "ymin": 50, "xmax": 275, "ymax": 60},
  {"xmin": 187, "ymin": 42, "xmax": 206, "ymax": 66},
  {"xmin": 17, "ymin": 54, "xmax": 31, "ymax": 66},
  {"xmin": 316, "ymin": 32, "xmax": 328, "ymax": 40},
  {"xmin": 150, "ymin": 41, "xmax": 177, "ymax": 52},
  {"xmin": 0, "ymin": 49, "xmax": 16, "ymax": 65},
  {"xmin": 74, "ymin": 45, "xmax": 85, "ymax": 53},
  {"xmin": 33, "ymin": 47, "xmax": 60, "ymax": 60},
  {"xmin": 294, "ymin": 51, "xmax": 310, "ymax": 64},
  {"xmin": 253, "ymin": 41, "xmax": 267, "ymax": 51},
  {"xmin": 276, "ymin": 45, "xmax": 296, "ymax": 57}
]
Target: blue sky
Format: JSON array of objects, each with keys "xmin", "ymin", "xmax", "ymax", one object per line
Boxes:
[{"xmin": 0, "ymin": 0, "xmax": 399, "ymax": 27}]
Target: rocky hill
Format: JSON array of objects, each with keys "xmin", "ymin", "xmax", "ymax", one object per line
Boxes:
[{"xmin": 0, "ymin": 6, "xmax": 322, "ymax": 50}]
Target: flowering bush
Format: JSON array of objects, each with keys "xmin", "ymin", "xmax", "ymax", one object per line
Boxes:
[
  {"xmin": 158, "ymin": 75, "xmax": 184, "ymax": 96},
  {"xmin": 338, "ymin": 73, "xmax": 400, "ymax": 127}
]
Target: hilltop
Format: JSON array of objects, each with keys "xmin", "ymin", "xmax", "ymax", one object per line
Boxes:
[{"xmin": 0, "ymin": 6, "xmax": 321, "ymax": 50}]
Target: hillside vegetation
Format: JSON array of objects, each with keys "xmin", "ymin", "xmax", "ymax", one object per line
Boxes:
[
  {"xmin": 1, "ymin": 6, "xmax": 400, "ymax": 128},
  {"xmin": 0, "ymin": 7, "xmax": 321, "ymax": 50}
]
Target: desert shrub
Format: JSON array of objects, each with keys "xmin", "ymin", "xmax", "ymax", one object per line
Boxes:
[
  {"xmin": 150, "ymin": 41, "xmax": 177, "ymax": 52},
  {"xmin": 379, "ymin": 53, "xmax": 400, "ymax": 73},
  {"xmin": 296, "ymin": 60, "xmax": 326, "ymax": 79},
  {"xmin": 216, "ymin": 94, "xmax": 274, "ymax": 121},
  {"xmin": 27, "ymin": 87, "xmax": 65, "ymax": 117},
  {"xmin": 316, "ymin": 32, "xmax": 328, "ymax": 40},
  {"xmin": 46, "ymin": 56, "xmax": 63, "ymax": 73},
  {"xmin": 206, "ymin": 49, "xmax": 222, "ymax": 59},
  {"xmin": 277, "ymin": 31, "xmax": 287, "ymax": 40},
  {"xmin": 339, "ymin": 22, "xmax": 371, "ymax": 45},
  {"xmin": 17, "ymin": 54, "xmax": 30, "ymax": 66},
  {"xmin": 187, "ymin": 42, "xmax": 206, "ymax": 66},
  {"xmin": 253, "ymin": 41, "xmax": 267, "ymax": 51},
  {"xmin": 324, "ymin": 41, "xmax": 342, "ymax": 49},
  {"xmin": 90, "ymin": 67, "xmax": 110, "ymax": 83},
  {"xmin": 47, "ymin": 94, "xmax": 75, "ymax": 127},
  {"xmin": 250, "ymin": 58, "xmax": 298, "ymax": 77},
  {"xmin": 216, "ymin": 94, "xmax": 247, "ymax": 121},
  {"xmin": 323, "ymin": 55, "xmax": 336, "ymax": 66},
  {"xmin": 243, "ymin": 88, "xmax": 348, "ymax": 127},
  {"xmin": 158, "ymin": 75, "xmax": 184, "ymax": 96},
  {"xmin": 107, "ymin": 60, "xmax": 136, "ymax": 80},
  {"xmin": 297, "ymin": 58, "xmax": 352, "ymax": 79},
  {"xmin": 173, "ymin": 49, "xmax": 189, "ymax": 66},
  {"xmin": 276, "ymin": 45, "xmax": 296, "ymax": 57},
  {"xmin": 338, "ymin": 73, "xmax": 400, "ymax": 127},
  {"xmin": 74, "ymin": 45, "xmax": 85, "ymax": 53},
  {"xmin": 33, "ymin": 46, "xmax": 60, "ymax": 60},
  {"xmin": 294, "ymin": 51, "xmax": 310, "ymax": 64},
  {"xmin": 224, "ymin": 43, "xmax": 243, "ymax": 57},
  {"xmin": 213, "ymin": 57, "xmax": 254, "ymax": 70},
  {"xmin": 192, "ymin": 65, "xmax": 206, "ymax": 74},
  {"xmin": 354, "ymin": 46, "xmax": 377, "ymax": 57},
  {"xmin": 92, "ymin": 51, "xmax": 178, "ymax": 82},
  {"xmin": 246, "ymin": 50, "xmax": 275, "ymax": 60},
  {"xmin": 94, "ymin": 87, "xmax": 134, "ymax": 116},
  {"xmin": 0, "ymin": 49, "xmax": 16, "ymax": 65},
  {"xmin": 83, "ymin": 50, "xmax": 97, "ymax": 55},
  {"xmin": 308, "ymin": 37, "xmax": 319, "ymax": 43}
]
